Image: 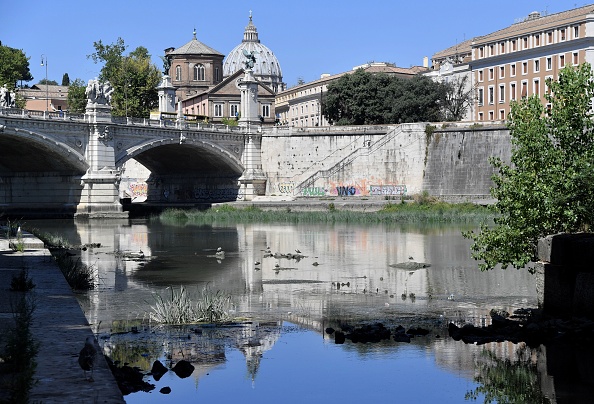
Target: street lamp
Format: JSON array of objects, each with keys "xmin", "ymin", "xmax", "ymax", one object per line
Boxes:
[{"xmin": 40, "ymin": 55, "xmax": 48, "ymax": 112}]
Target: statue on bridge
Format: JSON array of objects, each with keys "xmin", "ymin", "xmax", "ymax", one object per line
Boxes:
[
  {"xmin": 85, "ymin": 79, "xmax": 114, "ymax": 105},
  {"xmin": 0, "ymin": 84, "xmax": 15, "ymax": 108}
]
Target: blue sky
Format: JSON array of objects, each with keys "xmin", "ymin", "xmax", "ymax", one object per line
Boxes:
[{"xmin": 1, "ymin": 1, "xmax": 589, "ymax": 88}]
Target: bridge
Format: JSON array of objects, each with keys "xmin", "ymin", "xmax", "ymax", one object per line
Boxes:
[{"xmin": 0, "ymin": 106, "xmax": 264, "ymax": 218}]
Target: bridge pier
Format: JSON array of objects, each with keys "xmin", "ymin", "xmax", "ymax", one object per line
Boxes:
[
  {"xmin": 75, "ymin": 100, "xmax": 127, "ymax": 219},
  {"xmin": 239, "ymin": 134, "xmax": 267, "ymax": 201}
]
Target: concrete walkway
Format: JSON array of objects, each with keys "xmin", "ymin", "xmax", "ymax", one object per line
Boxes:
[{"xmin": 0, "ymin": 230, "xmax": 124, "ymax": 403}]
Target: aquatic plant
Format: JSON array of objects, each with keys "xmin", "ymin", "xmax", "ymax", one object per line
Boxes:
[
  {"xmin": 149, "ymin": 285, "xmax": 232, "ymax": 324},
  {"xmin": 158, "ymin": 200, "xmax": 495, "ymax": 226},
  {"xmin": 52, "ymin": 252, "xmax": 95, "ymax": 291},
  {"xmin": 35, "ymin": 231, "xmax": 72, "ymax": 249}
]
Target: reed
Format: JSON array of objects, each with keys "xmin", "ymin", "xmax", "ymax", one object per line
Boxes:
[
  {"xmin": 52, "ymin": 251, "xmax": 95, "ymax": 291},
  {"xmin": 158, "ymin": 200, "xmax": 495, "ymax": 225},
  {"xmin": 149, "ymin": 285, "xmax": 232, "ymax": 324}
]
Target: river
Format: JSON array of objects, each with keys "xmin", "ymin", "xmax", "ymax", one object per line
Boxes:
[{"xmin": 26, "ymin": 218, "xmax": 591, "ymax": 403}]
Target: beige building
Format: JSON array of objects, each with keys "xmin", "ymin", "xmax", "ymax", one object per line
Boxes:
[
  {"xmin": 275, "ymin": 62, "xmax": 428, "ymax": 127},
  {"xmin": 430, "ymin": 4, "xmax": 594, "ymax": 122},
  {"xmin": 20, "ymin": 84, "xmax": 69, "ymax": 112}
]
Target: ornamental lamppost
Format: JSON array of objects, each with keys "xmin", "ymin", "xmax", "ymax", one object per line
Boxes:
[{"xmin": 40, "ymin": 55, "xmax": 48, "ymax": 112}]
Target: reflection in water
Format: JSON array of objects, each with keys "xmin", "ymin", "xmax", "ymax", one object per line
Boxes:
[{"xmin": 29, "ymin": 219, "xmax": 594, "ymax": 402}]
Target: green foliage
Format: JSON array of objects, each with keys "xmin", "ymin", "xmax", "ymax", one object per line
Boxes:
[
  {"xmin": 441, "ymin": 74, "xmax": 473, "ymax": 121},
  {"xmin": 0, "ymin": 43, "xmax": 33, "ymax": 87},
  {"xmin": 466, "ymin": 63, "xmax": 594, "ymax": 271},
  {"xmin": 61, "ymin": 73, "xmax": 70, "ymax": 86},
  {"xmin": 221, "ymin": 116, "xmax": 239, "ymax": 126},
  {"xmin": 149, "ymin": 285, "xmax": 232, "ymax": 324},
  {"xmin": 10, "ymin": 268, "xmax": 35, "ymax": 292},
  {"xmin": 52, "ymin": 251, "xmax": 94, "ymax": 291},
  {"xmin": 38, "ymin": 78, "xmax": 58, "ymax": 85},
  {"xmin": 88, "ymin": 38, "xmax": 160, "ymax": 118},
  {"xmin": 67, "ymin": 79, "xmax": 87, "ymax": 114},
  {"xmin": 322, "ymin": 69, "xmax": 446, "ymax": 125}
]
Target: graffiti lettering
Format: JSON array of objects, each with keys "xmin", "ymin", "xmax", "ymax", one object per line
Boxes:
[
  {"xmin": 336, "ymin": 186, "xmax": 357, "ymax": 196},
  {"xmin": 128, "ymin": 182, "xmax": 147, "ymax": 198},
  {"xmin": 302, "ymin": 187, "xmax": 326, "ymax": 197},
  {"xmin": 193, "ymin": 188, "xmax": 241, "ymax": 201},
  {"xmin": 277, "ymin": 182, "xmax": 294, "ymax": 194},
  {"xmin": 369, "ymin": 185, "xmax": 407, "ymax": 196}
]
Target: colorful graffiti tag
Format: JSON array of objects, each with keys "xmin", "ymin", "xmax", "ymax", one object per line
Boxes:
[
  {"xmin": 277, "ymin": 182, "xmax": 295, "ymax": 194},
  {"xmin": 301, "ymin": 187, "xmax": 327, "ymax": 197},
  {"xmin": 128, "ymin": 182, "xmax": 148, "ymax": 198},
  {"xmin": 369, "ymin": 184, "xmax": 407, "ymax": 196}
]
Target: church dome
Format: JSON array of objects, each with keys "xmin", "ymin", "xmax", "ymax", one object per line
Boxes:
[{"xmin": 223, "ymin": 13, "xmax": 285, "ymax": 93}]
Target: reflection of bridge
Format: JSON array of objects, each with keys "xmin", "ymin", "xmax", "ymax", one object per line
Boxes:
[{"xmin": 0, "ymin": 108, "xmax": 262, "ymax": 217}]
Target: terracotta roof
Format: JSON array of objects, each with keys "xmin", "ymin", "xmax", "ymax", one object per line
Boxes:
[
  {"xmin": 168, "ymin": 32, "xmax": 224, "ymax": 56},
  {"xmin": 432, "ymin": 39, "xmax": 473, "ymax": 60},
  {"xmin": 474, "ymin": 4, "xmax": 594, "ymax": 45},
  {"xmin": 21, "ymin": 84, "xmax": 69, "ymax": 99}
]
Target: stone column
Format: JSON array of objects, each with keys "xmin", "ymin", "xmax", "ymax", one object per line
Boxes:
[
  {"xmin": 237, "ymin": 68, "xmax": 267, "ymax": 200},
  {"xmin": 157, "ymin": 75, "xmax": 176, "ymax": 114},
  {"xmin": 76, "ymin": 80, "xmax": 127, "ymax": 219}
]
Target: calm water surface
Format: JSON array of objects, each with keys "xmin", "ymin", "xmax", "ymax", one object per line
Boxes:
[{"xmin": 28, "ymin": 218, "xmax": 584, "ymax": 403}]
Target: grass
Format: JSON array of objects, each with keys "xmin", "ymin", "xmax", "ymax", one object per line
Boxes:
[
  {"xmin": 52, "ymin": 252, "xmax": 95, "ymax": 291},
  {"xmin": 149, "ymin": 285, "xmax": 232, "ymax": 324},
  {"xmin": 0, "ymin": 294, "xmax": 39, "ymax": 403},
  {"xmin": 158, "ymin": 197, "xmax": 495, "ymax": 225}
]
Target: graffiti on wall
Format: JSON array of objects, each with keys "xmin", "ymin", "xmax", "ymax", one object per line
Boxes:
[
  {"xmin": 335, "ymin": 186, "xmax": 358, "ymax": 196},
  {"xmin": 369, "ymin": 184, "xmax": 407, "ymax": 196},
  {"xmin": 128, "ymin": 182, "xmax": 147, "ymax": 198},
  {"xmin": 277, "ymin": 182, "xmax": 295, "ymax": 194},
  {"xmin": 302, "ymin": 187, "xmax": 327, "ymax": 197}
]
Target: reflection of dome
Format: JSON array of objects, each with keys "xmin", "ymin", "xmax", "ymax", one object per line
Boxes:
[{"xmin": 223, "ymin": 13, "xmax": 285, "ymax": 93}]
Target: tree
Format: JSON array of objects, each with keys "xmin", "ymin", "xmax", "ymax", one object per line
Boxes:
[
  {"xmin": 322, "ymin": 69, "xmax": 446, "ymax": 125},
  {"xmin": 61, "ymin": 73, "xmax": 70, "ymax": 86},
  {"xmin": 88, "ymin": 38, "xmax": 160, "ymax": 117},
  {"xmin": 0, "ymin": 43, "xmax": 33, "ymax": 87},
  {"xmin": 38, "ymin": 78, "xmax": 58, "ymax": 85},
  {"xmin": 67, "ymin": 79, "xmax": 87, "ymax": 114},
  {"xmin": 441, "ymin": 75, "xmax": 473, "ymax": 121},
  {"xmin": 465, "ymin": 63, "xmax": 594, "ymax": 271}
]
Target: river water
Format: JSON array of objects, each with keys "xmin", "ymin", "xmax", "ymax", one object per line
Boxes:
[{"xmin": 26, "ymin": 218, "xmax": 592, "ymax": 403}]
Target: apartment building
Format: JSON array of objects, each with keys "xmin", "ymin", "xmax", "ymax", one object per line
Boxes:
[{"xmin": 430, "ymin": 4, "xmax": 594, "ymax": 122}]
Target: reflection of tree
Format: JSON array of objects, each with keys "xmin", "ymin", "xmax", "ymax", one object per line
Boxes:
[{"xmin": 466, "ymin": 346, "xmax": 550, "ymax": 403}]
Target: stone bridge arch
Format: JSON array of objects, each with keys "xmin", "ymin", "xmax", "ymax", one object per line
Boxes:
[
  {"xmin": 0, "ymin": 124, "xmax": 89, "ymax": 216},
  {"xmin": 116, "ymin": 137, "xmax": 246, "ymax": 204}
]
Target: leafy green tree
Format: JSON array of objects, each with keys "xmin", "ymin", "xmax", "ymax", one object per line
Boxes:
[
  {"xmin": 0, "ymin": 43, "xmax": 33, "ymax": 87},
  {"xmin": 322, "ymin": 69, "xmax": 445, "ymax": 125},
  {"xmin": 67, "ymin": 79, "xmax": 87, "ymax": 114},
  {"xmin": 38, "ymin": 78, "xmax": 58, "ymax": 85},
  {"xmin": 88, "ymin": 38, "xmax": 160, "ymax": 117},
  {"xmin": 465, "ymin": 63, "xmax": 594, "ymax": 271},
  {"xmin": 61, "ymin": 73, "xmax": 70, "ymax": 86},
  {"xmin": 441, "ymin": 75, "xmax": 473, "ymax": 121}
]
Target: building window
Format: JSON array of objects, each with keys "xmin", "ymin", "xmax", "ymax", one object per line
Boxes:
[
  {"xmin": 215, "ymin": 67, "xmax": 220, "ymax": 82},
  {"xmin": 214, "ymin": 103, "xmax": 223, "ymax": 117},
  {"xmin": 230, "ymin": 103, "xmax": 239, "ymax": 118},
  {"xmin": 500, "ymin": 42, "xmax": 505, "ymax": 53},
  {"xmin": 574, "ymin": 25, "xmax": 580, "ymax": 38},
  {"xmin": 499, "ymin": 84, "xmax": 505, "ymax": 103},
  {"xmin": 512, "ymin": 39, "xmax": 517, "ymax": 51},
  {"xmin": 175, "ymin": 65, "xmax": 182, "ymax": 81},
  {"xmin": 478, "ymin": 87, "xmax": 484, "ymax": 106},
  {"xmin": 548, "ymin": 31, "xmax": 553, "ymax": 44},
  {"xmin": 489, "ymin": 111, "xmax": 494, "ymax": 120},
  {"xmin": 573, "ymin": 52, "xmax": 579, "ymax": 65},
  {"xmin": 534, "ymin": 79, "xmax": 540, "ymax": 96},
  {"xmin": 534, "ymin": 59, "xmax": 540, "ymax": 73},
  {"xmin": 500, "ymin": 110, "xmax": 505, "ymax": 120},
  {"xmin": 262, "ymin": 104, "xmax": 270, "ymax": 118},
  {"xmin": 523, "ymin": 37, "xmax": 528, "ymax": 48},
  {"xmin": 478, "ymin": 70, "xmax": 484, "ymax": 82},
  {"xmin": 479, "ymin": 47, "xmax": 484, "ymax": 58},
  {"xmin": 560, "ymin": 29, "xmax": 566, "ymax": 41},
  {"xmin": 489, "ymin": 44, "xmax": 494, "ymax": 56},
  {"xmin": 510, "ymin": 82, "xmax": 516, "ymax": 101},
  {"xmin": 522, "ymin": 62, "xmax": 528, "ymax": 75},
  {"xmin": 489, "ymin": 68, "xmax": 494, "ymax": 80},
  {"xmin": 511, "ymin": 63, "xmax": 516, "ymax": 77},
  {"xmin": 521, "ymin": 81, "xmax": 528, "ymax": 98},
  {"xmin": 535, "ymin": 34, "xmax": 540, "ymax": 46},
  {"xmin": 478, "ymin": 112, "xmax": 484, "ymax": 121},
  {"xmin": 193, "ymin": 64, "xmax": 205, "ymax": 81},
  {"xmin": 546, "ymin": 57, "xmax": 552, "ymax": 71},
  {"xmin": 559, "ymin": 54, "xmax": 565, "ymax": 68},
  {"xmin": 545, "ymin": 76, "xmax": 553, "ymax": 94},
  {"xmin": 499, "ymin": 66, "xmax": 505, "ymax": 79},
  {"xmin": 488, "ymin": 86, "xmax": 494, "ymax": 105}
]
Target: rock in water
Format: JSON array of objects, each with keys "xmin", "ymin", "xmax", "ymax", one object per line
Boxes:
[{"xmin": 79, "ymin": 336, "xmax": 97, "ymax": 381}]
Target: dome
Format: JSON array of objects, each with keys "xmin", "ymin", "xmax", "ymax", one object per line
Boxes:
[{"xmin": 223, "ymin": 13, "xmax": 285, "ymax": 93}]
